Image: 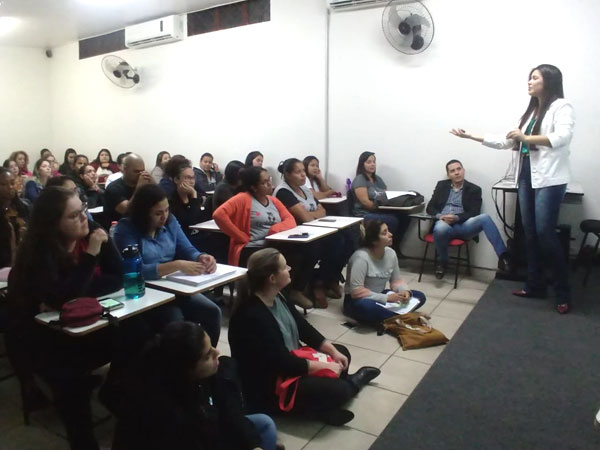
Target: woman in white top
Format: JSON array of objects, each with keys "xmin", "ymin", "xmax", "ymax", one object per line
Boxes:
[
  {"xmin": 302, "ymin": 156, "xmax": 335, "ymax": 200},
  {"xmin": 344, "ymin": 220, "xmax": 425, "ymax": 325},
  {"xmin": 451, "ymin": 64, "xmax": 574, "ymax": 314}
]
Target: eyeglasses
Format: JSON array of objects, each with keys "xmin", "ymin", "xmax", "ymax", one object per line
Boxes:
[
  {"xmin": 182, "ymin": 175, "xmax": 196, "ymax": 181},
  {"xmin": 66, "ymin": 202, "xmax": 88, "ymax": 221}
]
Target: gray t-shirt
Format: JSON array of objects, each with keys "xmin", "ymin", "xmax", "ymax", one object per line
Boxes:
[
  {"xmin": 268, "ymin": 294, "xmax": 300, "ymax": 352},
  {"xmin": 344, "ymin": 247, "xmax": 408, "ymax": 303},
  {"xmin": 248, "ymin": 196, "xmax": 281, "ymax": 247},
  {"xmin": 274, "ymin": 181, "xmax": 318, "ymax": 212},
  {"xmin": 351, "ymin": 174, "xmax": 387, "ymax": 217}
]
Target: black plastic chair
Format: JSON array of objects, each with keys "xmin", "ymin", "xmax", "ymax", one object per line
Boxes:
[{"xmin": 576, "ymin": 219, "xmax": 600, "ymax": 286}]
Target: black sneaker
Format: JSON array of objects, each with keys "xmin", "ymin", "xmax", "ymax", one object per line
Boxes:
[{"xmin": 316, "ymin": 409, "xmax": 355, "ymax": 426}]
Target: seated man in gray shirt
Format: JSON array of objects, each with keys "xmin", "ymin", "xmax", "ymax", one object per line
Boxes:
[{"xmin": 426, "ymin": 159, "xmax": 511, "ymax": 279}]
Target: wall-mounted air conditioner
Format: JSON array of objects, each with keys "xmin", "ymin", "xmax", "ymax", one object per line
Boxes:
[
  {"xmin": 125, "ymin": 15, "xmax": 185, "ymax": 49},
  {"xmin": 328, "ymin": 0, "xmax": 388, "ymax": 11}
]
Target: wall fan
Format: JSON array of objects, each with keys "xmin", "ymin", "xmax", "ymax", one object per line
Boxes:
[
  {"xmin": 101, "ymin": 55, "xmax": 140, "ymax": 88},
  {"xmin": 382, "ymin": 0, "xmax": 434, "ymax": 55}
]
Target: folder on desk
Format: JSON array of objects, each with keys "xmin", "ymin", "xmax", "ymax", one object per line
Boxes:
[{"xmin": 166, "ymin": 266, "xmax": 236, "ymax": 287}]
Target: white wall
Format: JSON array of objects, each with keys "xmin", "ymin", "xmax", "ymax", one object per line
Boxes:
[
  {"xmin": 0, "ymin": 46, "xmax": 52, "ymax": 160},
  {"xmin": 48, "ymin": 0, "xmax": 328, "ymax": 179},
  {"xmin": 328, "ymin": 0, "xmax": 600, "ymax": 267}
]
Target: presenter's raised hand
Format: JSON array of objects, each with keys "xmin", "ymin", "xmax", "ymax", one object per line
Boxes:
[{"xmin": 450, "ymin": 128, "xmax": 470, "ymax": 139}]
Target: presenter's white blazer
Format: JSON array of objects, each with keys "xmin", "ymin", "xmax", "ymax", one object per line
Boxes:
[{"xmin": 482, "ymin": 98, "xmax": 575, "ymax": 189}]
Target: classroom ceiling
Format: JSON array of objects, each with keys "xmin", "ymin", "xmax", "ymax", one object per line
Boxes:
[{"xmin": 0, "ymin": 0, "xmax": 242, "ymax": 48}]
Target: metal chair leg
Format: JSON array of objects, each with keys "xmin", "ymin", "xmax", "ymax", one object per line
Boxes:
[
  {"xmin": 418, "ymin": 242, "xmax": 430, "ymax": 282},
  {"xmin": 454, "ymin": 245, "xmax": 462, "ymax": 289},
  {"xmin": 465, "ymin": 242, "xmax": 472, "ymax": 276}
]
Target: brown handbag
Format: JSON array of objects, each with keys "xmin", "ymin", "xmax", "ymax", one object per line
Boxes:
[{"xmin": 382, "ymin": 312, "xmax": 449, "ymax": 350}]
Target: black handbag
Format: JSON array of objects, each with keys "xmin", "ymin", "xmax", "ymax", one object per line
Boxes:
[{"xmin": 376, "ymin": 191, "xmax": 425, "ymax": 207}]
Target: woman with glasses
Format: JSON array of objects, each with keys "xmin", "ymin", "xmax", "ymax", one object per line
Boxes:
[
  {"xmin": 6, "ymin": 186, "xmax": 124, "ymax": 450},
  {"xmin": 213, "ymin": 167, "xmax": 315, "ymax": 309}
]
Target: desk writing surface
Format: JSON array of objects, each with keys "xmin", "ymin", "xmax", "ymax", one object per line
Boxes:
[
  {"xmin": 0, "ymin": 281, "xmax": 6, "ymax": 290},
  {"xmin": 145, "ymin": 264, "xmax": 247, "ymax": 296},
  {"xmin": 34, "ymin": 288, "xmax": 175, "ymax": 336},
  {"xmin": 89, "ymin": 206, "xmax": 104, "ymax": 214},
  {"xmin": 319, "ymin": 196, "xmax": 347, "ymax": 204},
  {"xmin": 266, "ymin": 225, "xmax": 337, "ymax": 243},
  {"xmin": 189, "ymin": 219, "xmax": 222, "ymax": 232},
  {"xmin": 303, "ymin": 216, "xmax": 363, "ymax": 229},
  {"xmin": 492, "ymin": 180, "xmax": 584, "ymax": 195},
  {"xmin": 378, "ymin": 203, "xmax": 424, "ymax": 212}
]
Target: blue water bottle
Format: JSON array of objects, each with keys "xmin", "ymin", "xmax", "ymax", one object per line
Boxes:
[
  {"xmin": 122, "ymin": 245, "xmax": 145, "ymax": 299},
  {"xmin": 345, "ymin": 178, "xmax": 352, "ymax": 194}
]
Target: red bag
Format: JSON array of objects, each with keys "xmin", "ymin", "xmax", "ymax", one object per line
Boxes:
[
  {"xmin": 58, "ymin": 297, "xmax": 103, "ymax": 328},
  {"xmin": 275, "ymin": 346, "xmax": 339, "ymax": 412}
]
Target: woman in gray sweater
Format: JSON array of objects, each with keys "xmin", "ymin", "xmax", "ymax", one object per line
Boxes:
[{"xmin": 344, "ymin": 220, "xmax": 426, "ymax": 324}]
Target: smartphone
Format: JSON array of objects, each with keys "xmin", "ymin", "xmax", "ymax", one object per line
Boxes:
[
  {"xmin": 318, "ymin": 218, "xmax": 336, "ymax": 222},
  {"xmin": 288, "ymin": 233, "xmax": 309, "ymax": 239},
  {"xmin": 99, "ymin": 298, "xmax": 125, "ymax": 311}
]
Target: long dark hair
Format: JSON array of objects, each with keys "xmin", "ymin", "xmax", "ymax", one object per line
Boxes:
[
  {"xmin": 155, "ymin": 151, "xmax": 170, "ymax": 168},
  {"xmin": 163, "ymin": 155, "xmax": 191, "ymax": 180},
  {"xmin": 234, "ymin": 247, "xmax": 282, "ymax": 312},
  {"xmin": 516, "ymin": 64, "xmax": 565, "ymax": 149},
  {"xmin": 356, "ymin": 151, "xmax": 376, "ymax": 178},
  {"xmin": 62, "ymin": 148, "xmax": 76, "ymax": 165},
  {"xmin": 245, "ymin": 151, "xmax": 263, "ymax": 167},
  {"xmin": 223, "ymin": 160, "xmax": 244, "ymax": 185},
  {"xmin": 94, "ymin": 148, "xmax": 115, "ymax": 165},
  {"xmin": 128, "ymin": 184, "xmax": 168, "ymax": 233},
  {"xmin": 11, "ymin": 187, "xmax": 80, "ymax": 302}
]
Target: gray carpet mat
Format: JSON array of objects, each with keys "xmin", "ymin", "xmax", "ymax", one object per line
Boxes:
[{"xmin": 370, "ymin": 272, "xmax": 600, "ymax": 450}]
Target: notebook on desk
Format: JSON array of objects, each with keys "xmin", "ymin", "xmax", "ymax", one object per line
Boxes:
[{"xmin": 165, "ymin": 266, "xmax": 236, "ymax": 287}]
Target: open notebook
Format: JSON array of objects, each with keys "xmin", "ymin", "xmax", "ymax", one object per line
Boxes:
[
  {"xmin": 377, "ymin": 296, "xmax": 420, "ymax": 315},
  {"xmin": 165, "ymin": 266, "xmax": 236, "ymax": 287}
]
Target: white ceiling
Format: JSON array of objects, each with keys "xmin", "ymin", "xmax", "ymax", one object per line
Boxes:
[{"xmin": 0, "ymin": 0, "xmax": 241, "ymax": 48}]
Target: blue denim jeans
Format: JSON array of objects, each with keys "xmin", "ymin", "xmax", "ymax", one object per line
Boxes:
[
  {"xmin": 432, "ymin": 214, "xmax": 507, "ymax": 262},
  {"xmin": 343, "ymin": 290, "xmax": 426, "ymax": 324},
  {"xmin": 246, "ymin": 413, "xmax": 277, "ymax": 450},
  {"xmin": 518, "ymin": 156, "xmax": 569, "ymax": 303}
]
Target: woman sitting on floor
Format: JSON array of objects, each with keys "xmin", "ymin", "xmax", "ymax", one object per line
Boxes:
[
  {"xmin": 6, "ymin": 186, "xmax": 124, "ymax": 450},
  {"xmin": 274, "ymin": 158, "xmax": 347, "ymax": 308},
  {"xmin": 229, "ymin": 248, "xmax": 380, "ymax": 426},
  {"xmin": 114, "ymin": 183, "xmax": 222, "ymax": 345},
  {"xmin": 344, "ymin": 220, "xmax": 426, "ymax": 325},
  {"xmin": 303, "ymin": 155, "xmax": 336, "ymax": 200},
  {"xmin": 213, "ymin": 166, "xmax": 316, "ymax": 309},
  {"xmin": 114, "ymin": 321, "xmax": 283, "ymax": 450}
]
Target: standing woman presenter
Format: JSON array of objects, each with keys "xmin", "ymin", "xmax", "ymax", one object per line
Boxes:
[{"xmin": 450, "ymin": 64, "xmax": 574, "ymax": 314}]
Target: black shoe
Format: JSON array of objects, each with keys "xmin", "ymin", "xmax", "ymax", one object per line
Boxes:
[
  {"xmin": 498, "ymin": 252, "xmax": 512, "ymax": 273},
  {"xmin": 316, "ymin": 409, "xmax": 355, "ymax": 426},
  {"xmin": 348, "ymin": 366, "xmax": 381, "ymax": 392},
  {"xmin": 435, "ymin": 262, "xmax": 447, "ymax": 280}
]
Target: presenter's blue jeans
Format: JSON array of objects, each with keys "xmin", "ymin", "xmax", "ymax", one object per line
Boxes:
[
  {"xmin": 433, "ymin": 214, "xmax": 507, "ymax": 262},
  {"xmin": 518, "ymin": 156, "xmax": 569, "ymax": 303},
  {"xmin": 246, "ymin": 413, "xmax": 277, "ymax": 450},
  {"xmin": 343, "ymin": 290, "xmax": 426, "ymax": 323}
]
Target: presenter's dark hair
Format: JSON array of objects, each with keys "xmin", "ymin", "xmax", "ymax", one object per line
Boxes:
[
  {"xmin": 445, "ymin": 159, "xmax": 463, "ymax": 172},
  {"xmin": 518, "ymin": 64, "xmax": 564, "ymax": 137},
  {"xmin": 224, "ymin": 160, "xmax": 244, "ymax": 185},
  {"xmin": 245, "ymin": 151, "xmax": 263, "ymax": 167},
  {"xmin": 154, "ymin": 151, "xmax": 170, "ymax": 167},
  {"xmin": 277, "ymin": 158, "xmax": 302, "ymax": 179},
  {"xmin": 361, "ymin": 220, "xmax": 386, "ymax": 248},
  {"xmin": 163, "ymin": 155, "xmax": 191, "ymax": 179},
  {"xmin": 128, "ymin": 184, "xmax": 168, "ymax": 233},
  {"xmin": 240, "ymin": 166, "xmax": 268, "ymax": 193},
  {"xmin": 356, "ymin": 151, "xmax": 376, "ymax": 177}
]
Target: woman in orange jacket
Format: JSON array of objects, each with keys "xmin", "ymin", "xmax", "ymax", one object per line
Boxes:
[{"xmin": 213, "ymin": 166, "xmax": 314, "ymax": 309}]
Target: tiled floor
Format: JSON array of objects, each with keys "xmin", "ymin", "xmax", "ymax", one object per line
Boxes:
[{"xmin": 0, "ymin": 262, "xmax": 494, "ymax": 450}]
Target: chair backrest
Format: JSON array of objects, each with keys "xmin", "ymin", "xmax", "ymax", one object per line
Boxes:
[{"xmin": 346, "ymin": 187, "xmax": 356, "ymax": 217}]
